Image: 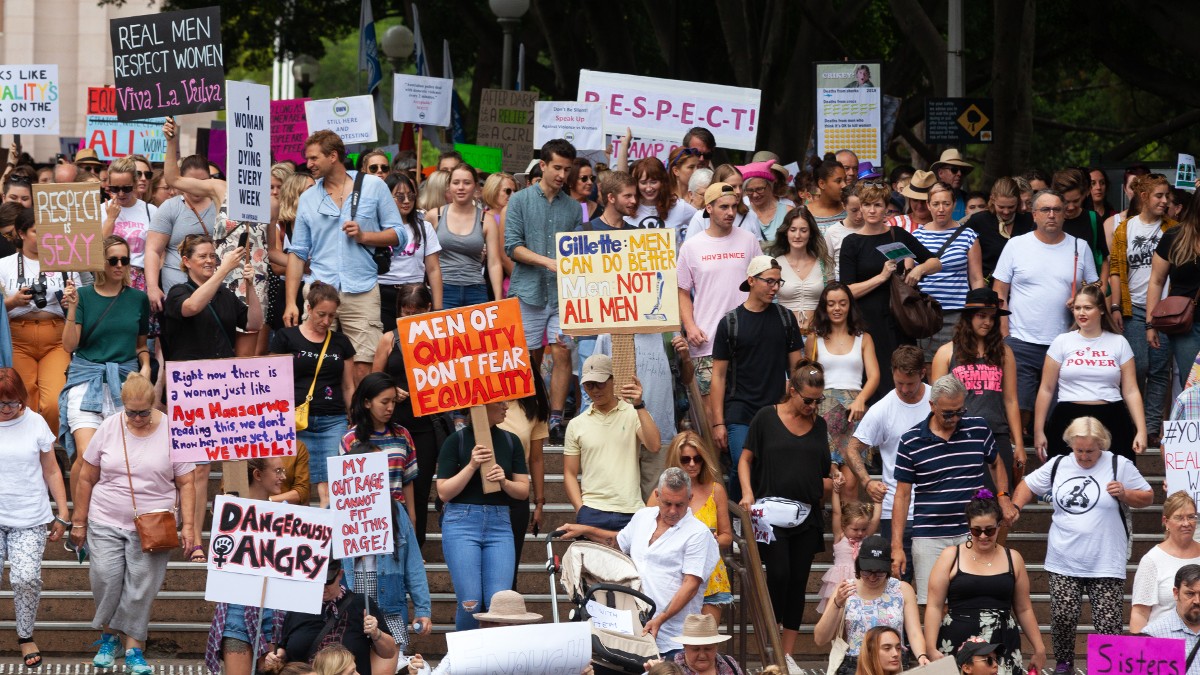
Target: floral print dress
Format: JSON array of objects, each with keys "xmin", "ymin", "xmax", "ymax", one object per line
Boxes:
[{"xmin": 937, "ymin": 544, "xmax": 1024, "ymax": 675}]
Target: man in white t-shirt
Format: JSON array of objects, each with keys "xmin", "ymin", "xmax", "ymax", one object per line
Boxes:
[
  {"xmin": 993, "ymin": 189, "xmax": 1098, "ymax": 436},
  {"xmin": 676, "ymin": 183, "xmax": 761, "ymax": 416},
  {"xmin": 842, "ymin": 345, "xmax": 929, "ymax": 582}
]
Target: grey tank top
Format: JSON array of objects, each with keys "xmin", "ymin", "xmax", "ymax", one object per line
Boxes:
[{"xmin": 437, "ymin": 205, "xmax": 486, "ymax": 287}]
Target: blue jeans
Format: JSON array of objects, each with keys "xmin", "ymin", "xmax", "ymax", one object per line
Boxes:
[
  {"xmin": 440, "ymin": 502, "xmax": 515, "ymax": 630},
  {"xmin": 726, "ymin": 423, "xmax": 750, "ymax": 502},
  {"xmin": 297, "ymin": 414, "xmax": 347, "ymax": 484},
  {"xmin": 1170, "ymin": 321, "xmax": 1200, "ymax": 388},
  {"xmin": 1124, "ymin": 306, "xmax": 1170, "ymax": 434},
  {"xmin": 443, "ymin": 284, "xmax": 488, "ymax": 310},
  {"xmin": 1005, "ymin": 337, "xmax": 1050, "ymax": 412}
]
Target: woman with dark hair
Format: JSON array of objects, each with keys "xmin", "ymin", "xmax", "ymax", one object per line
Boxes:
[
  {"xmin": 854, "ymin": 626, "xmax": 904, "ymax": 675},
  {"xmin": 770, "ymin": 208, "xmax": 832, "ymax": 329},
  {"xmin": 737, "ymin": 360, "xmax": 833, "ymax": 670},
  {"xmin": 924, "ymin": 493, "xmax": 1044, "ymax": 674},
  {"xmin": 628, "ymin": 157, "xmax": 694, "ymax": 234},
  {"xmin": 0, "ymin": 201, "xmax": 24, "ymax": 258},
  {"xmin": 807, "ymin": 155, "xmax": 848, "ymax": 234},
  {"xmin": 1148, "ymin": 192, "xmax": 1200, "ymax": 382},
  {"xmin": 808, "ymin": 282, "xmax": 879, "ymax": 500},
  {"xmin": 498, "ymin": 373, "xmax": 549, "ymax": 581},
  {"xmin": 380, "ymin": 172, "xmax": 442, "ymax": 326},
  {"xmin": 667, "ymin": 147, "xmax": 703, "ymax": 205},
  {"xmin": 270, "ymin": 281, "xmax": 353, "ymax": 508},
  {"xmin": 436, "ymin": 164, "xmax": 503, "ymax": 308},
  {"xmin": 566, "ymin": 158, "xmax": 601, "ymax": 222},
  {"xmin": 342, "ymin": 373, "xmax": 418, "ymax": 524},
  {"xmin": 373, "ymin": 283, "xmax": 440, "ymax": 546},
  {"xmin": 1087, "ymin": 168, "xmax": 1113, "ymax": 220},
  {"xmin": 148, "ymin": 170, "xmax": 174, "ymax": 207}
]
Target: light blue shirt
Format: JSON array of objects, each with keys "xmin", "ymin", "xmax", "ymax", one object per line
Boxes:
[
  {"xmin": 1142, "ymin": 610, "xmax": 1200, "ymax": 675},
  {"xmin": 289, "ymin": 171, "xmax": 406, "ymax": 293}
]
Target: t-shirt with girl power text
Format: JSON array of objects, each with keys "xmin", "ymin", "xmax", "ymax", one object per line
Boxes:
[
  {"xmin": 112, "ymin": 200, "xmax": 158, "ymax": 268},
  {"xmin": 1046, "ymin": 330, "xmax": 1133, "ymax": 402}
]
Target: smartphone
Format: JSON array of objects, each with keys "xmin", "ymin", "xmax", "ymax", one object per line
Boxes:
[{"xmin": 238, "ymin": 230, "xmax": 251, "ymax": 250}]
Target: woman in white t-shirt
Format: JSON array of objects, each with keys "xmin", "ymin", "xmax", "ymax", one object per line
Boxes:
[
  {"xmin": 101, "ymin": 158, "xmax": 158, "ymax": 326},
  {"xmin": 627, "ymin": 157, "xmax": 696, "ymax": 238},
  {"xmin": 1033, "ymin": 283, "xmax": 1146, "ymax": 462},
  {"xmin": 380, "ymin": 172, "xmax": 442, "ymax": 329},
  {"xmin": 1130, "ymin": 491, "xmax": 1200, "ymax": 633}
]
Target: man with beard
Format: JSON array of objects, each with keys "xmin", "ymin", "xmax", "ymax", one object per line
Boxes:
[
  {"xmin": 582, "ymin": 171, "xmax": 638, "ymax": 231},
  {"xmin": 1141, "ymin": 564, "xmax": 1200, "ymax": 673}
]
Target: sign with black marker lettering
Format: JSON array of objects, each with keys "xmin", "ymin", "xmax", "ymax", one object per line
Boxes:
[
  {"xmin": 227, "ymin": 81, "xmax": 270, "ymax": 224},
  {"xmin": 109, "ymin": 7, "xmax": 225, "ymax": 121}
]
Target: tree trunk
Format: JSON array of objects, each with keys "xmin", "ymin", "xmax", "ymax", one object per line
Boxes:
[
  {"xmin": 984, "ymin": 0, "xmax": 1035, "ymax": 182},
  {"xmin": 887, "ymin": 0, "xmax": 948, "ymax": 97}
]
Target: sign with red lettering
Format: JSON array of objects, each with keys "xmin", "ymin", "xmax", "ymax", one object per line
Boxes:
[
  {"xmin": 270, "ymin": 98, "xmax": 309, "ymax": 165},
  {"xmin": 1163, "ymin": 420, "xmax": 1200, "ymax": 506},
  {"xmin": 327, "ymin": 453, "xmax": 393, "ymax": 559},
  {"xmin": 32, "ymin": 183, "xmax": 104, "ymax": 271},
  {"xmin": 167, "ymin": 356, "xmax": 297, "ymax": 463},
  {"xmin": 396, "ymin": 299, "xmax": 534, "ymax": 417},
  {"xmin": 556, "ymin": 229, "xmax": 679, "ymax": 336}
]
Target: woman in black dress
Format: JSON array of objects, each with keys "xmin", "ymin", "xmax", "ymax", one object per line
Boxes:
[{"xmin": 839, "ymin": 181, "xmax": 940, "ymax": 395}]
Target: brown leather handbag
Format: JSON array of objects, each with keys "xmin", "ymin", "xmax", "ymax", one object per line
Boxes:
[
  {"xmin": 121, "ymin": 421, "xmax": 180, "ymax": 553},
  {"xmin": 1150, "ymin": 288, "xmax": 1200, "ymax": 335}
]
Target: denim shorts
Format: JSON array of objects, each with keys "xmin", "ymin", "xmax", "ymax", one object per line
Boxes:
[
  {"xmin": 704, "ymin": 591, "xmax": 734, "ymax": 606},
  {"xmin": 297, "ymin": 414, "xmax": 347, "ymax": 483},
  {"xmin": 222, "ymin": 604, "xmax": 276, "ymax": 643}
]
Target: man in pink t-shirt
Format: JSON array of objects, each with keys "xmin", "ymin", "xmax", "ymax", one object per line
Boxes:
[{"xmin": 677, "ymin": 182, "xmax": 762, "ymax": 414}]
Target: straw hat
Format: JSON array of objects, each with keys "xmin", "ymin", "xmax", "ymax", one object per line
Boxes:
[
  {"xmin": 930, "ymin": 148, "xmax": 974, "ymax": 175},
  {"xmin": 673, "ymin": 614, "xmax": 732, "ymax": 646},
  {"xmin": 473, "ymin": 590, "xmax": 543, "ymax": 624},
  {"xmin": 900, "ymin": 170, "xmax": 937, "ymax": 201}
]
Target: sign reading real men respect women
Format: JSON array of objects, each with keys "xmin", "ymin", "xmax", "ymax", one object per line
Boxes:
[
  {"xmin": 109, "ymin": 7, "xmax": 224, "ymax": 121},
  {"xmin": 556, "ymin": 229, "xmax": 679, "ymax": 335}
]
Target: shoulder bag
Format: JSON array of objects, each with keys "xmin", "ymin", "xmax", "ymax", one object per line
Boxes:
[
  {"xmin": 826, "ymin": 597, "xmax": 849, "ymax": 673},
  {"xmin": 350, "ymin": 172, "xmax": 392, "ymax": 275},
  {"xmin": 1150, "ymin": 287, "xmax": 1200, "ymax": 335},
  {"xmin": 293, "ymin": 330, "xmax": 331, "ymax": 432},
  {"xmin": 121, "ymin": 419, "xmax": 180, "ymax": 553},
  {"xmin": 888, "ymin": 226, "xmax": 965, "ymax": 339}
]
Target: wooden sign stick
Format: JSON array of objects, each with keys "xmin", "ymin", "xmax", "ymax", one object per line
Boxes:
[
  {"xmin": 611, "ymin": 333, "xmax": 637, "ymax": 399},
  {"xmin": 471, "ymin": 405, "xmax": 502, "ymax": 493}
]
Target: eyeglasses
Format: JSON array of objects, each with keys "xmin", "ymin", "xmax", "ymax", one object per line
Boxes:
[
  {"xmin": 106, "ymin": 256, "xmax": 131, "ymax": 267},
  {"xmin": 939, "ymin": 408, "xmax": 968, "ymax": 420},
  {"xmin": 679, "ymin": 455, "xmax": 703, "ymax": 465},
  {"xmin": 368, "ymin": 164, "xmax": 389, "ymax": 173},
  {"xmin": 1035, "ymin": 206, "xmax": 1064, "ymax": 214},
  {"xmin": 136, "ymin": 171, "xmax": 153, "ymax": 179},
  {"xmin": 860, "ymin": 570, "xmax": 887, "ymax": 579},
  {"xmin": 0, "ymin": 401, "xmax": 22, "ymax": 411},
  {"xmin": 109, "ymin": 185, "xmax": 135, "ymax": 194},
  {"xmin": 970, "ymin": 526, "xmax": 998, "ymax": 538},
  {"xmin": 393, "ymin": 192, "xmax": 415, "ymax": 202},
  {"xmin": 744, "ymin": 186, "xmax": 769, "ymax": 196},
  {"xmin": 124, "ymin": 408, "xmax": 153, "ymax": 418},
  {"xmin": 797, "ymin": 395, "xmax": 825, "ymax": 406},
  {"xmin": 1171, "ymin": 514, "xmax": 1200, "ymax": 523},
  {"xmin": 754, "ymin": 276, "xmax": 785, "ymax": 288},
  {"xmin": 582, "ymin": 380, "xmax": 610, "ymax": 389},
  {"xmin": 503, "ymin": 187, "xmax": 514, "ymax": 195}
]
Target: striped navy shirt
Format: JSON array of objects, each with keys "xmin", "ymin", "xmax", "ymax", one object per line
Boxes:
[
  {"xmin": 913, "ymin": 225, "xmax": 978, "ymax": 310},
  {"xmin": 893, "ymin": 415, "xmax": 996, "ymax": 539}
]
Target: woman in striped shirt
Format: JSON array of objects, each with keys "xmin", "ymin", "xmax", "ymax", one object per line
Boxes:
[{"xmin": 913, "ymin": 182, "xmax": 985, "ymax": 361}]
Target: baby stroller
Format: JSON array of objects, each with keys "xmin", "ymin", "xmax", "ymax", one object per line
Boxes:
[{"xmin": 547, "ymin": 530, "xmax": 661, "ymax": 674}]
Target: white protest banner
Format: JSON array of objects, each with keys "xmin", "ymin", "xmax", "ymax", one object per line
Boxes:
[
  {"xmin": 226, "ymin": 81, "xmax": 271, "ymax": 225},
  {"xmin": 205, "ymin": 495, "xmax": 334, "ymax": 614},
  {"xmin": 1163, "ymin": 420, "xmax": 1200, "ymax": 503},
  {"xmin": 749, "ymin": 505, "xmax": 774, "ymax": 544},
  {"xmin": 392, "ymin": 74, "xmax": 453, "ymax": 127},
  {"xmin": 444, "ymin": 621, "xmax": 591, "ymax": 675},
  {"xmin": 0, "ymin": 65, "xmax": 59, "ymax": 135},
  {"xmin": 534, "ymin": 102, "xmax": 604, "ymax": 151},
  {"xmin": 585, "ymin": 600, "xmax": 634, "ymax": 635},
  {"xmin": 579, "ymin": 69, "xmax": 760, "ymax": 151},
  {"xmin": 604, "ymin": 134, "xmax": 673, "ymax": 165},
  {"xmin": 305, "ymin": 95, "xmax": 377, "ymax": 144},
  {"xmin": 167, "ymin": 356, "xmax": 296, "ymax": 463},
  {"xmin": 814, "ymin": 62, "xmax": 883, "ymax": 165},
  {"xmin": 327, "ymin": 453, "xmax": 394, "ymax": 559},
  {"xmin": 1177, "ymin": 153, "xmax": 1197, "ymax": 192}
]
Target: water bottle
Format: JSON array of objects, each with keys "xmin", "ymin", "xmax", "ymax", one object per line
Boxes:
[{"xmin": 412, "ymin": 621, "xmax": 424, "ymax": 635}]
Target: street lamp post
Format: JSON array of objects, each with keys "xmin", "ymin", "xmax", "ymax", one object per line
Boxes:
[
  {"xmin": 489, "ymin": 0, "xmax": 529, "ymax": 90},
  {"xmin": 292, "ymin": 55, "xmax": 320, "ymax": 98},
  {"xmin": 381, "ymin": 25, "xmax": 416, "ymax": 154}
]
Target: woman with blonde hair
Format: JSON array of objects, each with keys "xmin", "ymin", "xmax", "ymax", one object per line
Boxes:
[
  {"xmin": 313, "ymin": 645, "xmax": 356, "ymax": 675},
  {"xmin": 418, "ymin": 169, "xmax": 451, "ymax": 216},
  {"xmin": 1130, "ymin": 491, "xmax": 1200, "ymax": 632},
  {"xmin": 855, "ymin": 626, "xmax": 904, "ymax": 675},
  {"xmin": 480, "ymin": 172, "xmax": 517, "ymax": 290},
  {"xmin": 913, "ymin": 181, "xmax": 985, "ymax": 359},
  {"xmin": 267, "ymin": 171, "xmax": 311, "ymax": 332}
]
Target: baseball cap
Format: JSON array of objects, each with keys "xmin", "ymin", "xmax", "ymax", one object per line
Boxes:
[
  {"xmin": 580, "ymin": 354, "xmax": 613, "ymax": 385},
  {"xmin": 856, "ymin": 534, "xmax": 892, "ymax": 572},
  {"xmin": 701, "ymin": 182, "xmax": 737, "ymax": 218},
  {"xmin": 739, "ymin": 255, "xmax": 781, "ymax": 292},
  {"xmin": 955, "ymin": 638, "xmax": 999, "ymax": 667}
]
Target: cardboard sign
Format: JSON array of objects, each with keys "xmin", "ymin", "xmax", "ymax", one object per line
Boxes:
[
  {"xmin": 270, "ymin": 98, "xmax": 309, "ymax": 164},
  {"xmin": 110, "ymin": 7, "xmax": 225, "ymax": 121},
  {"xmin": 396, "ymin": 299, "xmax": 534, "ymax": 417},
  {"xmin": 556, "ymin": 229, "xmax": 680, "ymax": 336},
  {"xmin": 444, "ymin": 622, "xmax": 591, "ymax": 675},
  {"xmin": 327, "ymin": 453, "xmax": 394, "ymax": 559},
  {"xmin": 32, "ymin": 183, "xmax": 104, "ymax": 272},
  {"xmin": 476, "ymin": 88, "xmax": 538, "ymax": 174},
  {"xmin": 304, "ymin": 95, "xmax": 377, "ymax": 144},
  {"xmin": 392, "ymin": 74, "xmax": 454, "ymax": 127},
  {"xmin": 534, "ymin": 102, "xmax": 604, "ymax": 151},
  {"xmin": 226, "ymin": 80, "xmax": 271, "ymax": 224},
  {"xmin": 900, "ymin": 656, "xmax": 957, "ymax": 674},
  {"xmin": 83, "ymin": 115, "xmax": 167, "ymax": 162},
  {"xmin": 205, "ymin": 495, "xmax": 333, "ymax": 614},
  {"xmin": 0, "ymin": 65, "xmax": 59, "ymax": 135},
  {"xmin": 579, "ymin": 69, "xmax": 761, "ymax": 151},
  {"xmin": 1163, "ymin": 420, "xmax": 1200, "ymax": 503},
  {"xmin": 1086, "ymin": 633, "xmax": 1185, "ymax": 674},
  {"xmin": 814, "ymin": 62, "xmax": 883, "ymax": 165},
  {"xmin": 454, "ymin": 142, "xmax": 502, "ymax": 173},
  {"xmin": 166, "ymin": 356, "xmax": 297, "ymax": 463}
]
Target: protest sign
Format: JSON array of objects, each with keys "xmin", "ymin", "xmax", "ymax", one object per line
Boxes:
[
  {"xmin": 585, "ymin": 600, "xmax": 634, "ymax": 635},
  {"xmin": 899, "ymin": 656, "xmax": 957, "ymax": 674},
  {"xmin": 1177, "ymin": 153, "xmax": 1197, "ymax": 192},
  {"xmin": 206, "ymin": 495, "xmax": 333, "ymax": 614},
  {"xmin": 32, "ymin": 183, "xmax": 104, "ymax": 272},
  {"xmin": 88, "ymin": 87, "xmax": 118, "ymax": 116},
  {"xmin": 444, "ymin": 621, "xmax": 591, "ymax": 675},
  {"xmin": 270, "ymin": 98, "xmax": 309, "ymax": 165},
  {"xmin": 557, "ymin": 229, "xmax": 679, "ymax": 336},
  {"xmin": 579, "ymin": 69, "xmax": 761, "ymax": 151},
  {"xmin": 476, "ymin": 88, "xmax": 539, "ymax": 174},
  {"xmin": 166, "ymin": 355, "xmax": 296, "ymax": 463},
  {"xmin": 814, "ymin": 62, "xmax": 883, "ymax": 165},
  {"xmin": 305, "ymin": 95, "xmax": 377, "ymax": 144},
  {"xmin": 396, "ymin": 298, "xmax": 533, "ymax": 417},
  {"xmin": 0, "ymin": 65, "xmax": 59, "ymax": 135},
  {"xmin": 454, "ymin": 143, "xmax": 502, "ymax": 173},
  {"xmin": 392, "ymin": 74, "xmax": 454, "ymax": 127},
  {"xmin": 604, "ymin": 134, "xmax": 674, "ymax": 165},
  {"xmin": 534, "ymin": 102, "xmax": 604, "ymax": 151},
  {"xmin": 110, "ymin": 7, "xmax": 224, "ymax": 121},
  {"xmin": 83, "ymin": 115, "xmax": 167, "ymax": 162},
  {"xmin": 1086, "ymin": 633, "xmax": 1185, "ymax": 674},
  {"xmin": 1162, "ymin": 420, "xmax": 1200, "ymax": 504},
  {"xmin": 327, "ymin": 453, "xmax": 394, "ymax": 559},
  {"xmin": 226, "ymin": 81, "xmax": 271, "ymax": 225}
]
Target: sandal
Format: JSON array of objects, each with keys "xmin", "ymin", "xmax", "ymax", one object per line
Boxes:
[
  {"xmin": 18, "ymin": 638, "xmax": 41, "ymax": 668},
  {"xmin": 189, "ymin": 545, "xmax": 206, "ymax": 562}
]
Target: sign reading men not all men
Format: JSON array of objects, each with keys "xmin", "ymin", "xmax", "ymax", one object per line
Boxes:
[
  {"xmin": 0, "ymin": 65, "xmax": 59, "ymax": 135},
  {"xmin": 814, "ymin": 62, "xmax": 883, "ymax": 165},
  {"xmin": 392, "ymin": 74, "xmax": 454, "ymax": 127},
  {"xmin": 305, "ymin": 95, "xmax": 377, "ymax": 144},
  {"xmin": 32, "ymin": 183, "xmax": 104, "ymax": 272},
  {"xmin": 556, "ymin": 229, "xmax": 680, "ymax": 336},
  {"xmin": 534, "ymin": 102, "xmax": 604, "ymax": 151},
  {"xmin": 327, "ymin": 452, "xmax": 393, "ymax": 558},
  {"xmin": 109, "ymin": 7, "xmax": 224, "ymax": 121},
  {"xmin": 226, "ymin": 81, "xmax": 271, "ymax": 225}
]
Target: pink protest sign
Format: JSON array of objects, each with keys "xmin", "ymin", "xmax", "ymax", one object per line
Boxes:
[
  {"xmin": 1086, "ymin": 633, "xmax": 1185, "ymax": 674},
  {"xmin": 167, "ymin": 356, "xmax": 296, "ymax": 463},
  {"xmin": 327, "ymin": 452, "xmax": 394, "ymax": 559},
  {"xmin": 271, "ymin": 98, "xmax": 309, "ymax": 164}
]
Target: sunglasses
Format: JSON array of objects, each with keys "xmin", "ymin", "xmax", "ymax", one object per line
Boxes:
[
  {"xmin": 393, "ymin": 192, "xmax": 415, "ymax": 202},
  {"xmin": 939, "ymin": 408, "xmax": 968, "ymax": 420},
  {"xmin": 859, "ymin": 180, "xmax": 888, "ymax": 188},
  {"xmin": 109, "ymin": 185, "xmax": 135, "ymax": 194},
  {"xmin": 503, "ymin": 187, "xmax": 514, "ymax": 195},
  {"xmin": 679, "ymin": 455, "xmax": 703, "ymax": 465},
  {"xmin": 210, "ymin": 172, "xmax": 225, "ymax": 180},
  {"xmin": 0, "ymin": 401, "xmax": 22, "ymax": 411},
  {"xmin": 798, "ymin": 395, "xmax": 825, "ymax": 406},
  {"xmin": 136, "ymin": 171, "xmax": 153, "ymax": 179},
  {"xmin": 969, "ymin": 526, "xmax": 998, "ymax": 538},
  {"xmin": 368, "ymin": 164, "xmax": 389, "ymax": 173},
  {"xmin": 945, "ymin": 166, "xmax": 965, "ymax": 174},
  {"xmin": 106, "ymin": 256, "xmax": 131, "ymax": 267},
  {"xmin": 124, "ymin": 408, "xmax": 153, "ymax": 418},
  {"xmin": 972, "ymin": 656, "xmax": 996, "ymax": 666},
  {"xmin": 578, "ymin": 175, "xmax": 594, "ymax": 182}
]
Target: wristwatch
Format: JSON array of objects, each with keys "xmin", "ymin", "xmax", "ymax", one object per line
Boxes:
[{"xmin": 633, "ymin": 402, "xmax": 646, "ymax": 410}]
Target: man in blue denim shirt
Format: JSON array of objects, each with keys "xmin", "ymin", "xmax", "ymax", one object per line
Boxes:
[
  {"xmin": 284, "ymin": 130, "xmax": 406, "ymax": 383},
  {"xmin": 504, "ymin": 138, "xmax": 583, "ymax": 440}
]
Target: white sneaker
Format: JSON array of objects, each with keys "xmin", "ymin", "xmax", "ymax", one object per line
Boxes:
[{"xmin": 785, "ymin": 654, "xmax": 802, "ymax": 674}]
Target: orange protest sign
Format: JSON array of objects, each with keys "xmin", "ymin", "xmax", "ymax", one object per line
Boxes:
[{"xmin": 396, "ymin": 298, "xmax": 534, "ymax": 417}]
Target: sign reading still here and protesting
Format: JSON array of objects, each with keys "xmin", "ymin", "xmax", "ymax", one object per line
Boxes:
[
  {"xmin": 327, "ymin": 453, "xmax": 394, "ymax": 559},
  {"xmin": 305, "ymin": 95, "xmax": 377, "ymax": 144},
  {"xmin": 32, "ymin": 183, "xmax": 104, "ymax": 272},
  {"xmin": 1086, "ymin": 633, "xmax": 1185, "ymax": 674},
  {"xmin": 0, "ymin": 65, "xmax": 59, "ymax": 135},
  {"xmin": 226, "ymin": 80, "xmax": 271, "ymax": 225},
  {"xmin": 556, "ymin": 229, "xmax": 679, "ymax": 336},
  {"xmin": 396, "ymin": 299, "xmax": 533, "ymax": 417},
  {"xmin": 578, "ymin": 69, "xmax": 761, "ymax": 151},
  {"xmin": 205, "ymin": 495, "xmax": 333, "ymax": 614},
  {"xmin": 109, "ymin": 7, "xmax": 224, "ymax": 121},
  {"xmin": 167, "ymin": 356, "xmax": 296, "ymax": 463}
]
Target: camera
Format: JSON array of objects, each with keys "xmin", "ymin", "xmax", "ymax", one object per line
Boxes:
[{"xmin": 29, "ymin": 278, "xmax": 48, "ymax": 309}]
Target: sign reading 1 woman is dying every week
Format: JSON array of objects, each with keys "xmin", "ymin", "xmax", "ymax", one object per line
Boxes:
[{"xmin": 556, "ymin": 229, "xmax": 679, "ymax": 336}]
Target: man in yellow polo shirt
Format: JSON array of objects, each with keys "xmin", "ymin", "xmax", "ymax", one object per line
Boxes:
[{"xmin": 563, "ymin": 354, "xmax": 662, "ymax": 530}]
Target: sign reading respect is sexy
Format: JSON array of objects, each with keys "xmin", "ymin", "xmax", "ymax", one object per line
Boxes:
[
  {"xmin": 109, "ymin": 7, "xmax": 224, "ymax": 121},
  {"xmin": 32, "ymin": 183, "xmax": 104, "ymax": 272},
  {"xmin": 556, "ymin": 229, "xmax": 679, "ymax": 336}
]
